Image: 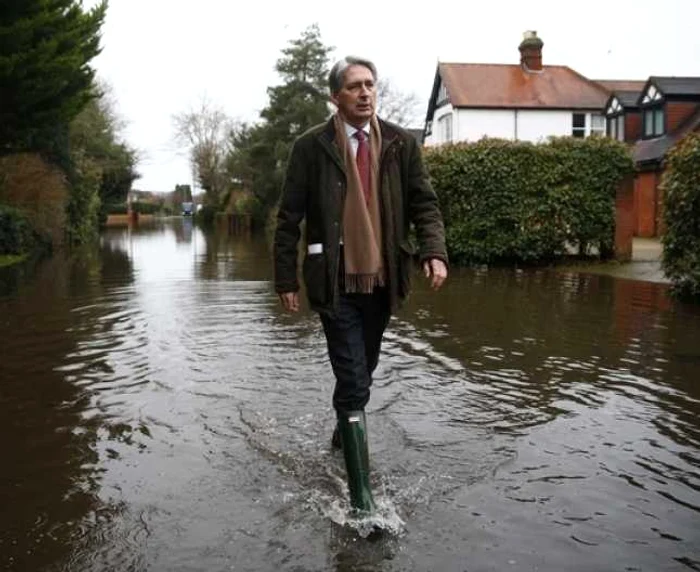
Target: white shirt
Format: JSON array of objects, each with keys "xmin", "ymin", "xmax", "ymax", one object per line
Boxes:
[{"xmin": 344, "ymin": 121, "xmax": 370, "ymax": 156}]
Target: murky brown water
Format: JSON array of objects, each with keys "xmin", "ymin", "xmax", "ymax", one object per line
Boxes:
[{"xmin": 1, "ymin": 217, "xmax": 699, "ymax": 571}]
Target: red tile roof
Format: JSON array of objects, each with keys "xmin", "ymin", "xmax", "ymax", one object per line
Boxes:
[
  {"xmin": 594, "ymin": 80, "xmax": 647, "ymax": 92},
  {"xmin": 439, "ymin": 63, "xmax": 610, "ymax": 110}
]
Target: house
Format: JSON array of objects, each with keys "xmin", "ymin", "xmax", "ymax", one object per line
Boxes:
[
  {"xmin": 597, "ymin": 80, "xmax": 647, "ymax": 142},
  {"xmin": 423, "ymin": 31, "xmax": 610, "ymax": 146},
  {"xmin": 603, "ymin": 77, "xmax": 700, "ymax": 237}
]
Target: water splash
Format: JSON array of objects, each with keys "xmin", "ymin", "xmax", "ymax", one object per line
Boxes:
[{"xmin": 320, "ymin": 494, "xmax": 406, "ymax": 538}]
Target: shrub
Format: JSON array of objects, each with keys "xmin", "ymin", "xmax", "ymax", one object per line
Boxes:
[
  {"xmin": 131, "ymin": 201, "xmax": 159, "ymax": 215},
  {"xmin": 104, "ymin": 202, "xmax": 128, "ymax": 215},
  {"xmin": 423, "ymin": 136, "xmax": 634, "ymax": 265},
  {"xmin": 0, "ymin": 205, "xmax": 37, "ymax": 255},
  {"xmin": 196, "ymin": 204, "xmax": 217, "ymax": 227},
  {"xmin": 0, "ymin": 152, "xmax": 69, "ymax": 247},
  {"xmin": 65, "ymin": 151, "xmax": 101, "ymax": 244},
  {"xmin": 661, "ymin": 133, "xmax": 700, "ymax": 301}
]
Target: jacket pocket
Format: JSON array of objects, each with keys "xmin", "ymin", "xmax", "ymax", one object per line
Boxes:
[{"xmin": 303, "ymin": 252, "xmax": 328, "ymax": 306}]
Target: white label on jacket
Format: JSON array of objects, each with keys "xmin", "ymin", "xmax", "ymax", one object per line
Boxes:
[{"xmin": 308, "ymin": 243, "xmax": 323, "ymax": 255}]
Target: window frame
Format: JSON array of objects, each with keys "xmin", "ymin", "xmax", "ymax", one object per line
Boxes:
[
  {"xmin": 642, "ymin": 105, "xmax": 665, "ymax": 138},
  {"xmin": 590, "ymin": 113, "xmax": 606, "ymax": 137},
  {"xmin": 572, "ymin": 112, "xmax": 586, "ymax": 138},
  {"xmin": 437, "ymin": 113, "xmax": 453, "ymax": 143},
  {"xmin": 605, "ymin": 97, "xmax": 625, "ymax": 142},
  {"xmin": 640, "ymin": 83, "xmax": 665, "ymax": 139},
  {"xmin": 437, "ymin": 80, "xmax": 449, "ymax": 105}
]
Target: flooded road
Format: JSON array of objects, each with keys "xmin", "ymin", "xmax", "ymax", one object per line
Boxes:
[{"xmin": 1, "ymin": 217, "xmax": 699, "ymax": 571}]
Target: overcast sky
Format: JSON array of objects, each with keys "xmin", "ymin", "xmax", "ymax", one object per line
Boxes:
[{"xmin": 87, "ymin": 0, "xmax": 700, "ymax": 194}]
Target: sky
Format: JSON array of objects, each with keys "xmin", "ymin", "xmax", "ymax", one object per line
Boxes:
[{"xmin": 87, "ymin": 0, "xmax": 700, "ymax": 194}]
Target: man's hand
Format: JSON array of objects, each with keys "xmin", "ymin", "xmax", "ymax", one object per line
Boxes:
[
  {"xmin": 279, "ymin": 291, "xmax": 300, "ymax": 312},
  {"xmin": 423, "ymin": 258, "xmax": 448, "ymax": 290}
]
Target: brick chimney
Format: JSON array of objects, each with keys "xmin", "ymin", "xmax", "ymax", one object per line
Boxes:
[{"xmin": 519, "ymin": 30, "xmax": 544, "ymax": 72}]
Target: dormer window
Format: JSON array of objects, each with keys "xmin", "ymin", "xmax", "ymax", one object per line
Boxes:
[
  {"xmin": 641, "ymin": 83, "xmax": 665, "ymax": 138},
  {"xmin": 606, "ymin": 97, "xmax": 625, "ymax": 141},
  {"xmin": 641, "ymin": 84, "xmax": 662, "ymax": 105},
  {"xmin": 643, "ymin": 107, "xmax": 664, "ymax": 137},
  {"xmin": 606, "ymin": 98, "xmax": 623, "ymax": 116}
]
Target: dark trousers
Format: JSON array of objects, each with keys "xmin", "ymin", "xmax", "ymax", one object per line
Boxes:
[{"xmin": 320, "ymin": 288, "xmax": 391, "ymax": 414}]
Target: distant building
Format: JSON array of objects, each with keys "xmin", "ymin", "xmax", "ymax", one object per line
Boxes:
[
  {"xmin": 604, "ymin": 77, "xmax": 700, "ymax": 237},
  {"xmin": 421, "ymin": 30, "xmax": 700, "ymax": 239},
  {"xmin": 423, "ymin": 31, "xmax": 610, "ymax": 146}
]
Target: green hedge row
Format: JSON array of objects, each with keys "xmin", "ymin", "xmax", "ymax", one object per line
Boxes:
[
  {"xmin": 423, "ymin": 137, "xmax": 634, "ymax": 265},
  {"xmin": 0, "ymin": 204, "xmax": 37, "ymax": 255},
  {"xmin": 661, "ymin": 133, "xmax": 700, "ymax": 301},
  {"xmin": 131, "ymin": 201, "xmax": 160, "ymax": 215},
  {"xmin": 104, "ymin": 202, "xmax": 128, "ymax": 215}
]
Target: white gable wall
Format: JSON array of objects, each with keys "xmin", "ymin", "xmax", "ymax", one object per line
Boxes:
[
  {"xmin": 424, "ymin": 104, "xmax": 601, "ymax": 145},
  {"xmin": 456, "ymin": 109, "xmax": 513, "ymax": 140},
  {"xmin": 515, "ymin": 110, "xmax": 573, "ymax": 141}
]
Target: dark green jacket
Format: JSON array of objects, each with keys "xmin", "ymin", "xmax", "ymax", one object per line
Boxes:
[{"xmin": 273, "ymin": 117, "xmax": 447, "ymax": 316}]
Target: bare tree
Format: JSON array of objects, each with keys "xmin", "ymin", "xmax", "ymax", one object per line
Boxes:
[
  {"xmin": 173, "ymin": 97, "xmax": 232, "ymax": 205},
  {"xmin": 375, "ymin": 78, "xmax": 422, "ymax": 128}
]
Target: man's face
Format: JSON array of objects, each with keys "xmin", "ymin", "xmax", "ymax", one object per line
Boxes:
[{"xmin": 331, "ymin": 64, "xmax": 376, "ymax": 127}]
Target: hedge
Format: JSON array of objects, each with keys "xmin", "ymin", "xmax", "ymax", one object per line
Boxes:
[
  {"xmin": 423, "ymin": 136, "xmax": 634, "ymax": 265},
  {"xmin": 0, "ymin": 152, "xmax": 68, "ymax": 248},
  {"xmin": 661, "ymin": 133, "xmax": 700, "ymax": 301},
  {"xmin": 131, "ymin": 201, "xmax": 160, "ymax": 215},
  {"xmin": 104, "ymin": 202, "xmax": 128, "ymax": 215},
  {"xmin": 0, "ymin": 204, "xmax": 37, "ymax": 255}
]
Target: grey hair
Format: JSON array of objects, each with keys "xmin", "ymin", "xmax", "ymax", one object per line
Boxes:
[{"xmin": 328, "ymin": 56, "xmax": 378, "ymax": 94}]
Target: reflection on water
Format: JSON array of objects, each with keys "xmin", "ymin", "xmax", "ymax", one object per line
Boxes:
[{"xmin": 1, "ymin": 217, "xmax": 699, "ymax": 571}]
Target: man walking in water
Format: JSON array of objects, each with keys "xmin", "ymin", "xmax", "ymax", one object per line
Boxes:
[{"xmin": 274, "ymin": 56, "xmax": 448, "ymax": 514}]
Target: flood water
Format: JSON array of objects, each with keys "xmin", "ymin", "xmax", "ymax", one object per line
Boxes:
[{"xmin": 1, "ymin": 217, "xmax": 700, "ymax": 572}]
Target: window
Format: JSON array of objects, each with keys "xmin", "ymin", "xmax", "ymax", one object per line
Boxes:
[
  {"xmin": 641, "ymin": 82, "xmax": 665, "ymax": 138},
  {"xmin": 654, "ymin": 108, "xmax": 664, "ymax": 134},
  {"xmin": 608, "ymin": 115, "xmax": 625, "ymax": 141},
  {"xmin": 643, "ymin": 106, "xmax": 664, "ymax": 138},
  {"xmin": 438, "ymin": 113, "xmax": 453, "ymax": 143},
  {"xmin": 616, "ymin": 115, "xmax": 625, "ymax": 141},
  {"xmin": 572, "ymin": 113, "xmax": 586, "ymax": 138},
  {"xmin": 574, "ymin": 112, "xmax": 608, "ymax": 138},
  {"xmin": 606, "ymin": 97, "xmax": 623, "ymax": 116},
  {"xmin": 438, "ymin": 80, "xmax": 448, "ymax": 104},
  {"xmin": 606, "ymin": 97, "xmax": 625, "ymax": 142},
  {"xmin": 642, "ymin": 83, "xmax": 663, "ymax": 105},
  {"xmin": 590, "ymin": 114, "xmax": 605, "ymax": 137},
  {"xmin": 424, "ymin": 119, "xmax": 432, "ymax": 137}
]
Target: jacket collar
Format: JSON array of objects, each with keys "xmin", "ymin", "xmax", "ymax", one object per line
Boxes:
[{"xmin": 316, "ymin": 115, "xmax": 399, "ymax": 174}]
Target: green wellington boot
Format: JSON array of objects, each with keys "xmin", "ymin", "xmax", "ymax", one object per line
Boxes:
[{"xmin": 337, "ymin": 410, "xmax": 376, "ymax": 514}]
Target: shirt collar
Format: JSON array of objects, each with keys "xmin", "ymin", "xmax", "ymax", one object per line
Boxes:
[{"xmin": 343, "ymin": 121, "xmax": 370, "ymax": 139}]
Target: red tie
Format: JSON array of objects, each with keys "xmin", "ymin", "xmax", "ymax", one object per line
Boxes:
[{"xmin": 355, "ymin": 130, "xmax": 370, "ymax": 204}]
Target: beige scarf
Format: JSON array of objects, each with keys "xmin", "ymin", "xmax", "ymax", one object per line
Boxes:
[{"xmin": 333, "ymin": 113, "xmax": 384, "ymax": 293}]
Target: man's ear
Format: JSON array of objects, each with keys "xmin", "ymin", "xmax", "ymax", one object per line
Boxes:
[{"xmin": 329, "ymin": 92, "xmax": 339, "ymax": 108}]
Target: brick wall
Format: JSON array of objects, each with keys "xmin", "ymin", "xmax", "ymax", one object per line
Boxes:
[
  {"xmin": 634, "ymin": 170, "xmax": 660, "ymax": 237},
  {"xmin": 614, "ymin": 175, "xmax": 635, "ymax": 261},
  {"xmin": 625, "ymin": 111, "xmax": 642, "ymax": 142},
  {"xmin": 666, "ymin": 102, "xmax": 699, "ymax": 132}
]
